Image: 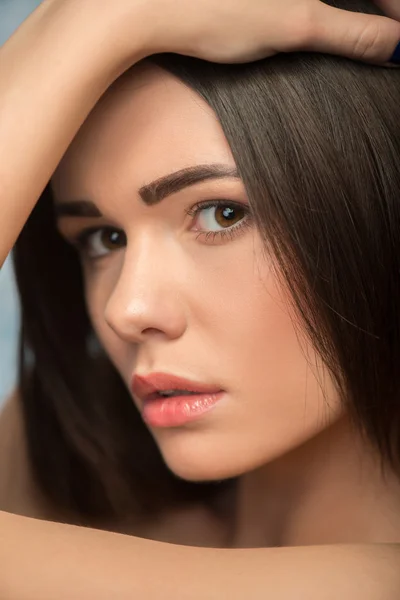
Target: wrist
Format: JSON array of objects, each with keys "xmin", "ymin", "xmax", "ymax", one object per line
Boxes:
[
  {"xmin": 11, "ymin": 0, "xmax": 157, "ymax": 83},
  {"xmin": 49, "ymin": 0, "xmax": 161, "ymax": 73}
]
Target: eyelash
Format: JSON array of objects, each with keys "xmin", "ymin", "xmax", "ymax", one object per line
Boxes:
[
  {"xmin": 186, "ymin": 199, "xmax": 252, "ymax": 242},
  {"xmin": 72, "ymin": 199, "xmax": 252, "ymax": 259}
]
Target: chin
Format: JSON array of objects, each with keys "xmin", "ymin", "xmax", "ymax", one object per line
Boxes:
[
  {"xmin": 153, "ymin": 428, "xmax": 266, "ymax": 482},
  {"xmin": 165, "ymin": 456, "xmax": 240, "ymax": 483}
]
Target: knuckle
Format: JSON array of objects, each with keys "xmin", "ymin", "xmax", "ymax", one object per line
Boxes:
[{"xmin": 352, "ymin": 22, "xmax": 383, "ymax": 60}]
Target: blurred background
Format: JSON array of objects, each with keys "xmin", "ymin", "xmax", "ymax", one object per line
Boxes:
[{"xmin": 0, "ymin": 0, "xmax": 41, "ymax": 404}]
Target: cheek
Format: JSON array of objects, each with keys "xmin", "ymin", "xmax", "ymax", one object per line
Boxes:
[
  {"xmin": 186, "ymin": 237, "xmax": 301, "ymax": 372},
  {"xmin": 188, "ymin": 239, "xmax": 341, "ymax": 433}
]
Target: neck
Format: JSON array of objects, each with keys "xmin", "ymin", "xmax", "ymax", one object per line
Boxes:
[{"xmin": 233, "ymin": 417, "xmax": 400, "ymax": 547}]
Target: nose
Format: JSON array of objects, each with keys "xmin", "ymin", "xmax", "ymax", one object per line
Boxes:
[{"xmin": 104, "ymin": 238, "xmax": 187, "ymax": 343}]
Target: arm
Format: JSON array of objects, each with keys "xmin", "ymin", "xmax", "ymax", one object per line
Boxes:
[
  {"xmin": 0, "ymin": 398, "xmax": 397, "ymax": 598},
  {"xmin": 1, "ymin": 1, "xmax": 400, "ymax": 598},
  {"xmin": 1, "ymin": 0, "xmax": 400, "ymax": 268},
  {"xmin": 1, "ymin": 510, "xmax": 399, "ymax": 600},
  {"xmin": 0, "ymin": 0, "xmax": 150, "ymax": 267}
]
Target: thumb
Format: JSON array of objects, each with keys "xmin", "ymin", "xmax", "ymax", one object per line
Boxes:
[{"xmin": 305, "ymin": 2, "xmax": 400, "ymax": 64}]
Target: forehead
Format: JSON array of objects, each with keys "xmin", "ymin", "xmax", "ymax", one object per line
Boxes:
[{"xmin": 52, "ymin": 63, "xmax": 235, "ymax": 200}]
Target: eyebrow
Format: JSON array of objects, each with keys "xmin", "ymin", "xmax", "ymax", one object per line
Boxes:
[
  {"xmin": 139, "ymin": 164, "xmax": 239, "ymax": 205},
  {"xmin": 54, "ymin": 164, "xmax": 239, "ymax": 218},
  {"xmin": 54, "ymin": 199, "xmax": 102, "ymax": 218}
]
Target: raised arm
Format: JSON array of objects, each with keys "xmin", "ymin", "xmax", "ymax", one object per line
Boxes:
[
  {"xmin": 0, "ymin": 0, "xmax": 148, "ymax": 267},
  {"xmin": 1, "ymin": 0, "xmax": 400, "ymax": 598},
  {"xmin": 1, "ymin": 0, "xmax": 400, "ymax": 266}
]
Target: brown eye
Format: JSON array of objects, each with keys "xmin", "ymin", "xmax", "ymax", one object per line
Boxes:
[
  {"xmin": 100, "ymin": 229, "xmax": 126, "ymax": 251},
  {"xmin": 214, "ymin": 205, "xmax": 245, "ymax": 228},
  {"xmin": 79, "ymin": 227, "xmax": 127, "ymax": 258},
  {"xmin": 195, "ymin": 203, "xmax": 247, "ymax": 232}
]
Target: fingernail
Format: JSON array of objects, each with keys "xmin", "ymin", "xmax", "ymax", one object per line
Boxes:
[{"xmin": 390, "ymin": 41, "xmax": 400, "ymax": 64}]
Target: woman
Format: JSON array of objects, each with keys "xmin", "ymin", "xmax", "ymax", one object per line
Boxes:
[{"xmin": 1, "ymin": 0, "xmax": 400, "ymax": 597}]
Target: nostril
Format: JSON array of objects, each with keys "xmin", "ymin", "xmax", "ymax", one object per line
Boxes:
[{"xmin": 141, "ymin": 327, "xmax": 164, "ymax": 336}]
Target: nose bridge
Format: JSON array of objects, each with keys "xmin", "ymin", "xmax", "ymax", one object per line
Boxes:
[
  {"xmin": 121, "ymin": 234, "xmax": 160, "ymax": 298},
  {"xmin": 105, "ymin": 233, "xmax": 185, "ymax": 341}
]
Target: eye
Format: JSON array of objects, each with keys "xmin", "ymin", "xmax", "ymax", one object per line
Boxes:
[
  {"xmin": 191, "ymin": 201, "xmax": 248, "ymax": 233},
  {"xmin": 76, "ymin": 227, "xmax": 126, "ymax": 259}
]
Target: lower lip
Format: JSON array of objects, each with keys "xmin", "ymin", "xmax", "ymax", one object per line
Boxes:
[{"xmin": 142, "ymin": 391, "xmax": 224, "ymax": 428}]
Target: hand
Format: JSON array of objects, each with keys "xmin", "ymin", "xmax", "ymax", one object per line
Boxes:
[
  {"xmin": 0, "ymin": 0, "xmax": 398, "ymax": 267},
  {"xmin": 37, "ymin": 0, "xmax": 400, "ymax": 72},
  {"xmin": 123, "ymin": 0, "xmax": 399, "ymax": 66}
]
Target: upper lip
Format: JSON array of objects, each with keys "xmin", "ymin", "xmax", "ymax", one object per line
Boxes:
[{"xmin": 131, "ymin": 372, "xmax": 222, "ymax": 403}]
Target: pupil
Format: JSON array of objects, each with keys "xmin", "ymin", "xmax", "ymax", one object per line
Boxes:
[
  {"xmin": 101, "ymin": 229, "xmax": 124, "ymax": 250},
  {"xmin": 215, "ymin": 205, "xmax": 244, "ymax": 228},
  {"xmin": 222, "ymin": 207, "xmax": 235, "ymax": 220},
  {"xmin": 109, "ymin": 231, "xmax": 120, "ymax": 245}
]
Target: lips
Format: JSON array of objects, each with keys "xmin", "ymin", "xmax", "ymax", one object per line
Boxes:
[
  {"xmin": 132, "ymin": 372, "xmax": 222, "ymax": 404},
  {"xmin": 131, "ymin": 372, "xmax": 225, "ymax": 427}
]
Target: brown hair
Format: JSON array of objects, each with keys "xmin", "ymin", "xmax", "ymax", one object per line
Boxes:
[{"xmin": 13, "ymin": 0, "xmax": 400, "ymax": 526}]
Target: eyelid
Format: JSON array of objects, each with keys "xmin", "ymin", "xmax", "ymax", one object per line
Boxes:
[
  {"xmin": 60, "ymin": 198, "xmax": 252, "ymax": 257},
  {"xmin": 74, "ymin": 226, "xmax": 104, "ymax": 246},
  {"xmin": 185, "ymin": 198, "xmax": 250, "ymax": 218}
]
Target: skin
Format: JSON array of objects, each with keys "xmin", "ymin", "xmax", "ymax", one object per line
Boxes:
[
  {"xmin": 52, "ymin": 64, "xmax": 340, "ymax": 481},
  {"xmin": 0, "ymin": 391, "xmax": 228, "ymax": 546},
  {"xmin": 1, "ymin": 0, "xmax": 400, "ymax": 597},
  {"xmin": 52, "ymin": 64, "xmax": 400, "ymax": 547}
]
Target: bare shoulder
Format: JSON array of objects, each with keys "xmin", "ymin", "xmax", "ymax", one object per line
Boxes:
[{"xmin": 0, "ymin": 390, "xmax": 51, "ymax": 518}]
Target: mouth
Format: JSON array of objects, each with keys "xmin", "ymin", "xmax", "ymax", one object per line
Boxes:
[{"xmin": 131, "ymin": 372, "xmax": 224, "ymax": 428}]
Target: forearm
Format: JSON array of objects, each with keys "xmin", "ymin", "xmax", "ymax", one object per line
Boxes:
[
  {"xmin": 1, "ymin": 0, "xmax": 399, "ymax": 269},
  {"xmin": 0, "ymin": 0, "xmax": 150, "ymax": 266},
  {"xmin": 1, "ymin": 511, "xmax": 399, "ymax": 600}
]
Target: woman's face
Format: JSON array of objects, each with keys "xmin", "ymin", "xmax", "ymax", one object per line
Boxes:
[{"xmin": 53, "ymin": 64, "xmax": 342, "ymax": 481}]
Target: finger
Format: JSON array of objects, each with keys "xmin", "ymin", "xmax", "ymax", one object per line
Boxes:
[{"xmin": 304, "ymin": 2, "xmax": 400, "ymax": 64}]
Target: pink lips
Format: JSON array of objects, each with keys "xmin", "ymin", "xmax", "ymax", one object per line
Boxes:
[{"xmin": 131, "ymin": 373, "xmax": 224, "ymax": 428}]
